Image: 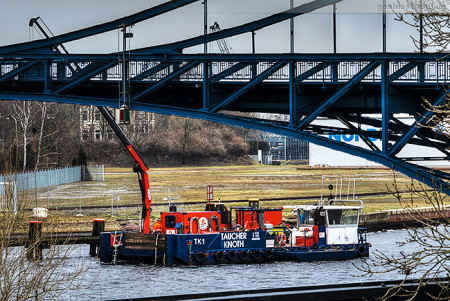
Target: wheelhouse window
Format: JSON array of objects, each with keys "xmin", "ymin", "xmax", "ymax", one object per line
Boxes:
[
  {"xmin": 327, "ymin": 209, "xmax": 359, "ymax": 225},
  {"xmin": 296, "ymin": 209, "xmax": 314, "ymax": 225},
  {"xmin": 165, "ymin": 215, "xmax": 176, "ymax": 228}
]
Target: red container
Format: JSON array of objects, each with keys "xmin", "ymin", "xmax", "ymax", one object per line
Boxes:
[
  {"xmin": 236, "ymin": 208, "xmax": 283, "ymax": 229},
  {"xmin": 295, "ymin": 237, "xmax": 314, "ymax": 247},
  {"xmin": 161, "ymin": 211, "xmax": 222, "ymax": 234},
  {"xmin": 263, "ymin": 209, "xmax": 283, "ymax": 226}
]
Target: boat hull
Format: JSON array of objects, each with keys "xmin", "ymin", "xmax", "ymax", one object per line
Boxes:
[
  {"xmin": 99, "ymin": 230, "xmax": 370, "ymax": 265},
  {"xmin": 275, "ymin": 249, "xmax": 358, "ymax": 261}
]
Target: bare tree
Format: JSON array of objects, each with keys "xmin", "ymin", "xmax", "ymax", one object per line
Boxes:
[
  {"xmin": 0, "ymin": 101, "xmax": 81, "ymax": 171},
  {"xmin": 355, "ymin": 2, "xmax": 450, "ymax": 299},
  {"xmin": 357, "ymin": 174, "xmax": 450, "ymax": 300},
  {"xmin": 0, "ymin": 175, "xmax": 87, "ymax": 300},
  {"xmin": 11, "ymin": 101, "xmax": 39, "ymax": 172},
  {"xmin": 395, "ymin": 0, "xmax": 450, "ymax": 52}
]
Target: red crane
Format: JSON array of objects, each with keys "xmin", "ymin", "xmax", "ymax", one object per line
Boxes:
[
  {"xmin": 29, "ymin": 17, "xmax": 152, "ymax": 233},
  {"xmin": 97, "ymin": 107, "xmax": 152, "ymax": 233}
]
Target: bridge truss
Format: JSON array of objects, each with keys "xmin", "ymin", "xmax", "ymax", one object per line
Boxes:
[{"xmin": 1, "ymin": 0, "xmax": 450, "ymax": 194}]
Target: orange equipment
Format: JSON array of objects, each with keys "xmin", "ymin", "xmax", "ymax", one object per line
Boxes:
[{"xmin": 153, "ymin": 220, "xmax": 163, "ymax": 233}]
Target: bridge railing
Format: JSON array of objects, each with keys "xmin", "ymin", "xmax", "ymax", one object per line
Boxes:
[{"xmin": 2, "ymin": 58, "xmax": 450, "ymax": 84}]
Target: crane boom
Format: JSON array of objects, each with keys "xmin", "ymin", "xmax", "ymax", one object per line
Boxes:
[
  {"xmin": 28, "ymin": 16, "xmax": 153, "ymax": 233},
  {"xmin": 97, "ymin": 106, "xmax": 152, "ymax": 233}
]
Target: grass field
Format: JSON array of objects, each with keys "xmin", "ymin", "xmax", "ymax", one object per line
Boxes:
[{"xmin": 18, "ymin": 163, "xmax": 439, "ymax": 232}]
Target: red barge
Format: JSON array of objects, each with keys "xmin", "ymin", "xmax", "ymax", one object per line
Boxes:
[{"xmin": 96, "ymin": 106, "xmax": 370, "ymax": 265}]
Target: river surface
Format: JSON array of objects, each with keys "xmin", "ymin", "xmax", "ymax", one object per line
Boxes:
[{"xmin": 61, "ymin": 229, "xmax": 415, "ymax": 300}]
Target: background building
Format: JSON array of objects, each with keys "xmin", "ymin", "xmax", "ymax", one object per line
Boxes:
[
  {"xmin": 309, "ymin": 117, "xmax": 450, "ymax": 167},
  {"xmin": 80, "ymin": 106, "xmax": 155, "ymax": 141}
]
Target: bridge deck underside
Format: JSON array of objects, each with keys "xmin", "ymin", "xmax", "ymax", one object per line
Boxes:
[{"xmin": 0, "ymin": 80, "xmax": 441, "ymax": 115}]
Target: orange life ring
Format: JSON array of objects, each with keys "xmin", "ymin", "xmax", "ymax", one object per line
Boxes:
[
  {"xmin": 110, "ymin": 233, "xmax": 122, "ymax": 247},
  {"xmin": 189, "ymin": 217, "xmax": 200, "ymax": 234},
  {"xmin": 276, "ymin": 232, "xmax": 286, "ymax": 246}
]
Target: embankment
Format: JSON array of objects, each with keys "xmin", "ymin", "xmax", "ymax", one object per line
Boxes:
[{"xmin": 360, "ymin": 206, "xmax": 450, "ymax": 232}]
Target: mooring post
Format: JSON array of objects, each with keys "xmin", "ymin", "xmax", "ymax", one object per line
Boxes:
[
  {"xmin": 154, "ymin": 233, "xmax": 159, "ymax": 265},
  {"xmin": 90, "ymin": 219, "xmax": 105, "ymax": 256},
  {"xmin": 27, "ymin": 221, "xmax": 43, "ymax": 261}
]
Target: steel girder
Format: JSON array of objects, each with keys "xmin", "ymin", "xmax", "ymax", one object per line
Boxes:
[
  {"xmin": 1, "ymin": 55, "xmax": 449, "ymax": 157},
  {"xmin": 0, "ymin": 0, "xmax": 450, "ymax": 194},
  {"xmin": 0, "ymin": 60, "xmax": 40, "ymax": 84},
  {"xmin": 293, "ymin": 60, "xmax": 380, "ymax": 129},
  {"xmin": 0, "ymin": 91, "xmax": 449, "ymax": 194},
  {"xmin": 1, "ymin": 55, "xmax": 450, "ymax": 168},
  {"xmin": 137, "ymin": 0, "xmax": 342, "ymax": 53},
  {"xmin": 387, "ymin": 90, "xmax": 449, "ymax": 157},
  {"xmin": 0, "ymin": 0, "xmax": 341, "ymax": 56},
  {"xmin": 205, "ymin": 60, "xmax": 288, "ymax": 113},
  {"xmin": 0, "ymin": 0, "xmax": 200, "ymax": 54},
  {"xmin": 131, "ymin": 60, "xmax": 202, "ymax": 101}
]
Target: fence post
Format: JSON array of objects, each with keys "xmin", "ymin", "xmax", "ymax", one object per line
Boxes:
[
  {"xmin": 111, "ymin": 186, "xmax": 114, "ymax": 217},
  {"xmin": 26, "ymin": 221, "xmax": 43, "ymax": 261},
  {"xmin": 90, "ymin": 219, "xmax": 105, "ymax": 256},
  {"xmin": 79, "ymin": 185, "xmax": 82, "ymax": 215}
]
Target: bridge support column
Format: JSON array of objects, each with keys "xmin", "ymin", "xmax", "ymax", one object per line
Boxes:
[
  {"xmin": 56, "ymin": 62, "xmax": 66, "ymax": 80},
  {"xmin": 203, "ymin": 60, "xmax": 210, "ymax": 109},
  {"xmin": 289, "ymin": 61, "xmax": 297, "ymax": 127},
  {"xmin": 418, "ymin": 63, "xmax": 425, "ymax": 82},
  {"xmin": 44, "ymin": 60, "xmax": 51, "ymax": 92},
  {"xmin": 381, "ymin": 61, "xmax": 389, "ymax": 152}
]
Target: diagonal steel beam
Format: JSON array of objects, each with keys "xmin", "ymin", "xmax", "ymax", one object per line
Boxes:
[
  {"xmin": 337, "ymin": 113, "xmax": 450, "ymax": 150},
  {"xmin": 51, "ymin": 60, "xmax": 117, "ymax": 94},
  {"xmin": 131, "ymin": 62, "xmax": 172, "ymax": 80},
  {"xmin": 335, "ymin": 114, "xmax": 380, "ymax": 151},
  {"xmin": 137, "ymin": 0, "xmax": 342, "ymax": 52},
  {"xmin": 391, "ymin": 116, "xmax": 450, "ymax": 158},
  {"xmin": 342, "ymin": 113, "xmax": 450, "ymax": 145},
  {"xmin": 389, "ymin": 61, "xmax": 417, "ymax": 82},
  {"xmin": 296, "ymin": 62, "xmax": 331, "ymax": 82},
  {"xmin": 294, "ymin": 60, "xmax": 380, "ymax": 130},
  {"xmin": 131, "ymin": 60, "xmax": 201, "ymax": 101},
  {"xmin": 212, "ymin": 62, "xmax": 249, "ymax": 81},
  {"xmin": 387, "ymin": 90, "xmax": 449, "ymax": 157},
  {"xmin": 0, "ymin": 60, "xmax": 40, "ymax": 85},
  {"xmin": 409, "ymin": 162, "xmax": 450, "ymax": 181},
  {"xmin": 0, "ymin": 0, "xmax": 199, "ymax": 54},
  {"xmin": 205, "ymin": 60, "xmax": 288, "ymax": 113}
]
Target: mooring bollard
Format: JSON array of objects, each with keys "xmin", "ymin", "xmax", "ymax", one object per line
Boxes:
[
  {"xmin": 26, "ymin": 221, "xmax": 43, "ymax": 261},
  {"xmin": 90, "ymin": 219, "xmax": 105, "ymax": 256}
]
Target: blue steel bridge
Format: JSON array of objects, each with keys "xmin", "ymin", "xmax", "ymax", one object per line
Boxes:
[{"xmin": 1, "ymin": 0, "xmax": 450, "ymax": 194}]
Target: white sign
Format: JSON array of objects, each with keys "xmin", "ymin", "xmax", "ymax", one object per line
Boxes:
[
  {"xmin": 309, "ymin": 117, "xmax": 450, "ymax": 167},
  {"xmin": 199, "ymin": 217, "xmax": 208, "ymax": 230}
]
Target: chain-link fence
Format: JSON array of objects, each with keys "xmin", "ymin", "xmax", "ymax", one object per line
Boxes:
[
  {"xmin": 86, "ymin": 165, "xmax": 104, "ymax": 181},
  {"xmin": 0, "ymin": 165, "xmax": 104, "ymax": 192}
]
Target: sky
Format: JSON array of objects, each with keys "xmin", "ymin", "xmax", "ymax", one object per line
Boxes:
[{"xmin": 0, "ymin": 0, "xmax": 430, "ymax": 54}]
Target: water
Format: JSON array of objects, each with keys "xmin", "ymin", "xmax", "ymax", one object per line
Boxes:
[{"xmin": 62, "ymin": 229, "xmax": 414, "ymax": 300}]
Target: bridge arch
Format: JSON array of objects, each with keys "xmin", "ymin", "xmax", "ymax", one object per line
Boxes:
[{"xmin": 1, "ymin": 0, "xmax": 450, "ymax": 194}]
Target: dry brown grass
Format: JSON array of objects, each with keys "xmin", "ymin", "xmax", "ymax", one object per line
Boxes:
[{"xmin": 23, "ymin": 164, "xmax": 436, "ymax": 230}]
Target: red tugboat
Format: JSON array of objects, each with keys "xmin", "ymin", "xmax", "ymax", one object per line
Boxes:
[{"xmin": 96, "ymin": 107, "xmax": 370, "ymax": 265}]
